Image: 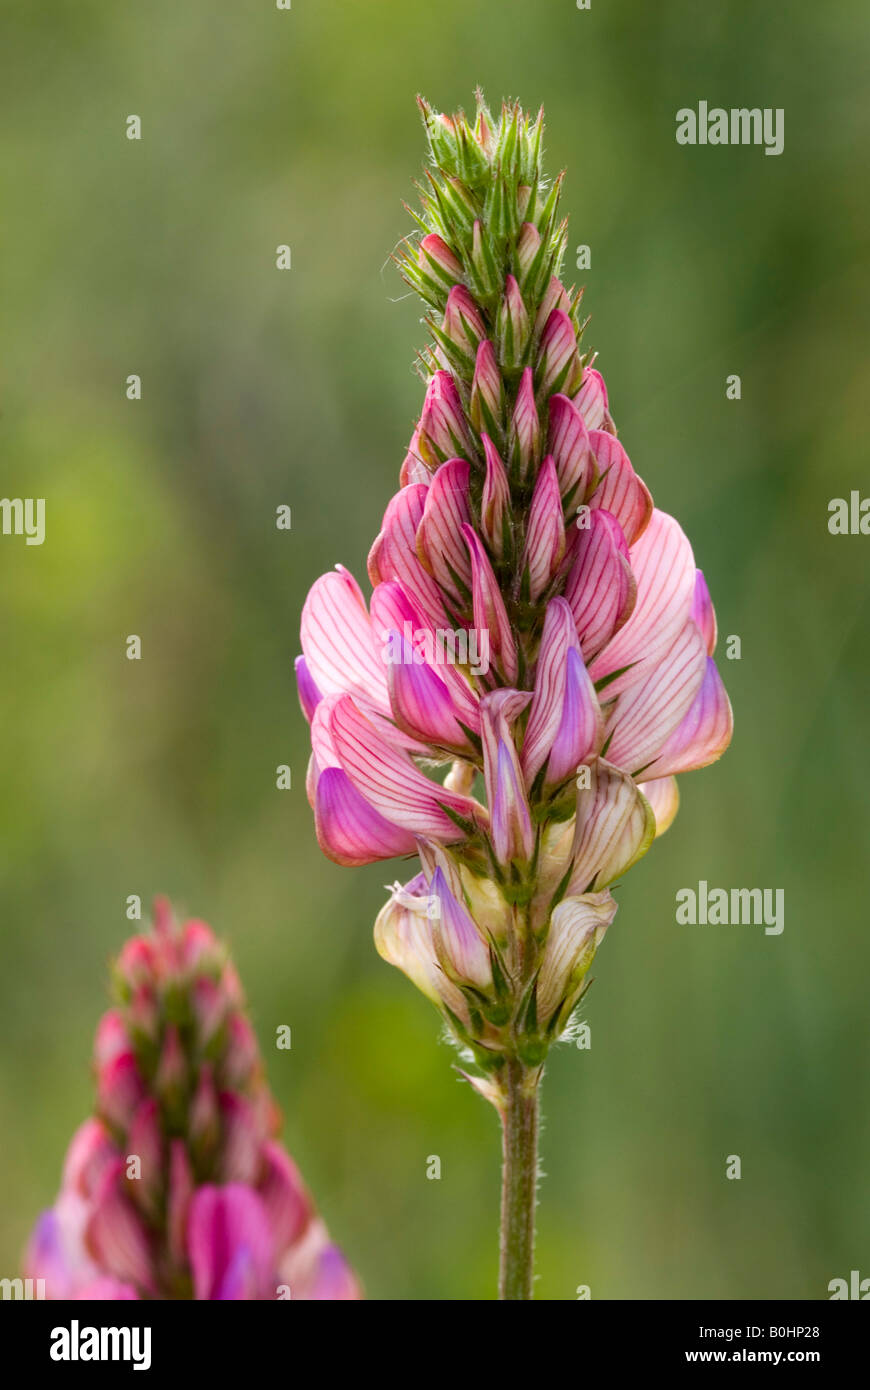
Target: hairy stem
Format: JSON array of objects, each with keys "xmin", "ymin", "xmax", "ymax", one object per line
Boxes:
[{"xmin": 498, "ymin": 1057, "xmax": 541, "ymax": 1299}]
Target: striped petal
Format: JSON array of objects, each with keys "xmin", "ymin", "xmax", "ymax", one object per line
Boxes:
[
  {"xmin": 569, "ymin": 759, "xmax": 656, "ymax": 892},
  {"xmin": 328, "ymin": 694, "xmax": 482, "ymax": 840},
  {"xmin": 384, "ymin": 630, "xmax": 474, "ymax": 751},
  {"xmin": 536, "ymin": 309, "xmax": 582, "ymax": 399},
  {"xmin": 481, "ymin": 434, "xmax": 511, "ymax": 559},
  {"xmin": 546, "ymin": 393, "xmax": 595, "ymax": 507},
  {"xmin": 368, "ymin": 484, "xmax": 444, "ymax": 611},
  {"xmin": 572, "ymin": 367, "xmax": 609, "ymax": 431},
  {"xmin": 416, "ymin": 458, "xmax": 473, "ymax": 601},
  {"xmin": 522, "ymin": 455, "xmax": 565, "ymax": 601},
  {"xmin": 480, "ymin": 689, "xmax": 534, "ymax": 866},
  {"xmin": 522, "ymin": 597, "xmax": 602, "ymax": 789},
  {"xmin": 429, "ymin": 866, "xmax": 492, "ymax": 990},
  {"xmin": 564, "ymin": 508, "xmax": 636, "ymax": 660},
  {"xmin": 507, "ymin": 366, "xmax": 541, "ymax": 482},
  {"xmin": 590, "ymin": 508, "xmax": 696, "ymax": 695},
  {"xmin": 604, "ymin": 620, "xmax": 708, "ymax": 777},
  {"xmin": 300, "ymin": 566, "xmax": 389, "ymax": 713},
  {"xmin": 537, "ymin": 890, "xmax": 618, "ymax": 1024},
  {"xmin": 370, "ymin": 580, "xmax": 481, "ymax": 729},
  {"xmin": 640, "ymin": 657, "xmax": 733, "ymax": 779},
  {"xmin": 314, "ymin": 766, "xmax": 418, "ymax": 866},
  {"xmin": 463, "ymin": 524, "xmax": 518, "ymax": 682},
  {"xmin": 588, "ymin": 431, "xmax": 653, "ymax": 546}
]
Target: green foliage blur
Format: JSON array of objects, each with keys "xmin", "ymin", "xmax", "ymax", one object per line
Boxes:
[{"xmin": 1, "ymin": 0, "xmax": 868, "ymax": 1299}]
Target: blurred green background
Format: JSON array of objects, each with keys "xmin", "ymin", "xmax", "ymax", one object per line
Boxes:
[{"xmin": 1, "ymin": 0, "xmax": 868, "ymax": 1299}]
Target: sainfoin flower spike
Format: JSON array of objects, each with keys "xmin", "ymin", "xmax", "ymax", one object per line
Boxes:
[
  {"xmin": 23, "ymin": 899, "xmax": 361, "ymax": 1300},
  {"xmin": 296, "ymin": 93, "xmax": 732, "ymax": 1299}
]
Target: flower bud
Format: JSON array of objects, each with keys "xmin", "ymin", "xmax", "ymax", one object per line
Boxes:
[{"xmin": 497, "ymin": 274, "xmax": 531, "ymax": 369}]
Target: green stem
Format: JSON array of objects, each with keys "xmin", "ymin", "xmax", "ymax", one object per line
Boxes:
[{"xmin": 498, "ymin": 1057, "xmax": 541, "ymax": 1299}]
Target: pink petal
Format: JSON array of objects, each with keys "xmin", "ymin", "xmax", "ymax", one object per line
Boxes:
[
  {"xmin": 564, "ymin": 508, "xmax": 636, "ymax": 660},
  {"xmin": 522, "ymin": 597, "xmax": 602, "ymax": 789},
  {"xmin": 416, "ymin": 458, "xmax": 473, "ymax": 601},
  {"xmin": 507, "ymin": 366, "xmax": 541, "ymax": 482},
  {"xmin": 368, "ymin": 485, "xmax": 449, "ymax": 627},
  {"xmin": 569, "ymin": 759, "xmax": 656, "ymax": 892},
  {"xmin": 370, "ymin": 580, "xmax": 480, "ymax": 729},
  {"xmin": 691, "ymin": 569, "xmax": 717, "ymax": 655},
  {"xmin": 590, "ymin": 508, "xmax": 696, "ymax": 694},
  {"xmin": 640, "ymin": 657, "xmax": 733, "ymax": 779},
  {"xmin": 588, "ymin": 431, "xmax": 653, "ymax": 546},
  {"xmin": 384, "ymin": 629, "xmax": 473, "ymax": 750},
  {"xmin": 546, "ymin": 393, "xmax": 595, "ymax": 506},
  {"xmin": 429, "ymin": 865, "xmax": 492, "ymax": 989},
  {"xmin": 463, "ymin": 524, "xmax": 518, "ymax": 682},
  {"xmin": 86, "ymin": 1161, "xmax": 155, "ymax": 1294},
  {"xmin": 522, "ymin": 455, "xmax": 565, "ymax": 601},
  {"xmin": 294, "ymin": 656, "xmax": 322, "ymax": 723},
  {"xmin": 536, "ymin": 309, "xmax": 581, "ymax": 398},
  {"xmin": 480, "ymin": 690, "xmax": 534, "ymax": 865},
  {"xmin": 572, "ymin": 367, "xmax": 609, "ymax": 431},
  {"xmin": 604, "ymin": 620, "xmax": 708, "ymax": 776},
  {"xmin": 481, "ymin": 434, "xmax": 510, "ymax": 558},
  {"xmin": 257, "ymin": 1141, "xmax": 311, "ymax": 1252},
  {"xmin": 328, "ymin": 694, "xmax": 482, "ymax": 840},
  {"xmin": 637, "ymin": 775, "xmax": 680, "ymax": 836},
  {"xmin": 187, "ymin": 1185, "xmax": 275, "ymax": 1301},
  {"xmin": 300, "ymin": 566, "xmax": 390, "ymax": 713}
]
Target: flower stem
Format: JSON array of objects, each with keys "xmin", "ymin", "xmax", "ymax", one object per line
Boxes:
[{"xmin": 498, "ymin": 1057, "xmax": 540, "ymax": 1299}]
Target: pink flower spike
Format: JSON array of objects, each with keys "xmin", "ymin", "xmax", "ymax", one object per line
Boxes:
[
  {"xmin": 481, "ymin": 434, "xmax": 511, "ymax": 559},
  {"xmin": 462, "ymin": 524, "xmax": 518, "ymax": 683},
  {"xmin": 522, "ymin": 455, "xmax": 565, "ymax": 601},
  {"xmin": 522, "ymin": 597, "xmax": 602, "ymax": 790},
  {"xmin": 187, "ymin": 1185, "xmax": 275, "ymax": 1302},
  {"xmin": 547, "ymin": 393, "xmax": 595, "ymax": 506},
  {"xmin": 691, "ymin": 569, "xmax": 718, "ymax": 654},
  {"xmin": 429, "ymin": 866, "xmax": 493, "ymax": 990},
  {"xmin": 416, "ymin": 457, "xmax": 473, "ymax": 601}
]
